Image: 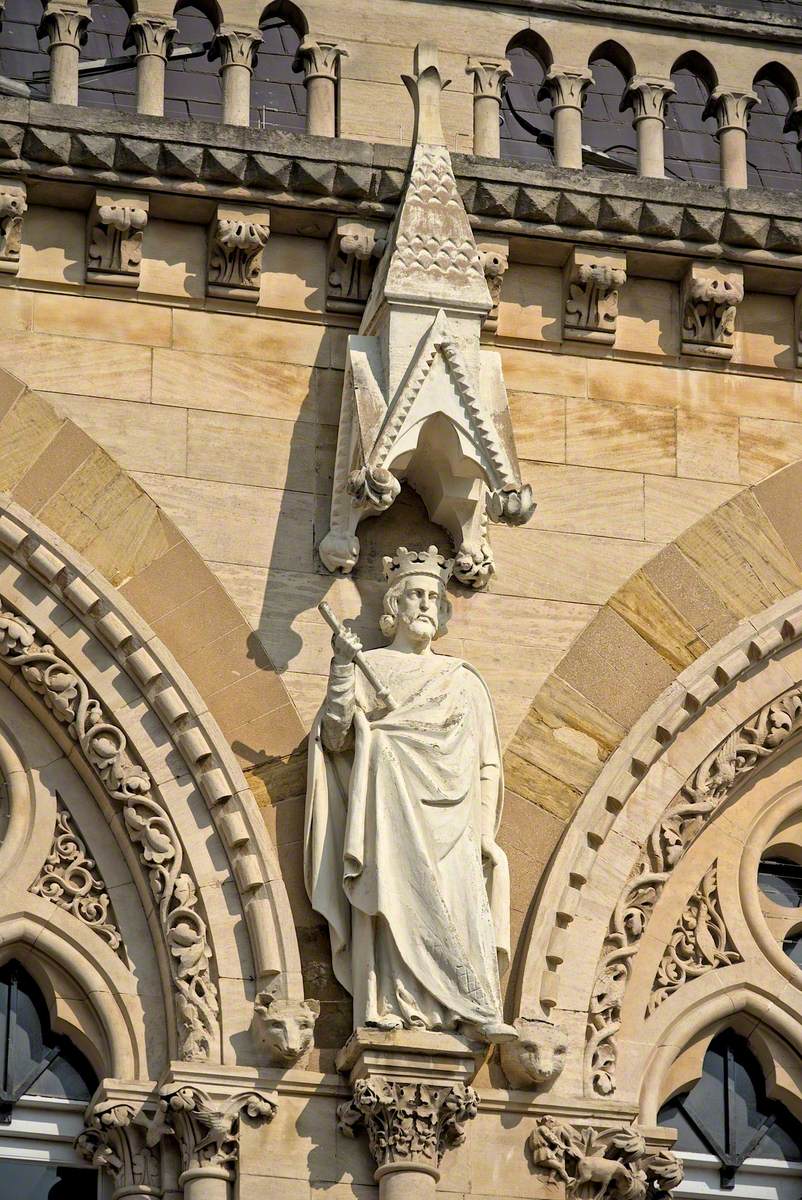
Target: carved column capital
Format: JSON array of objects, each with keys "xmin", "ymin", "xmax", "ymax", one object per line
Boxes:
[
  {"xmin": 294, "ymin": 35, "xmax": 347, "ymax": 84},
  {"xmin": 477, "ymin": 237, "xmax": 509, "ymax": 332},
  {"xmin": 210, "ymin": 25, "xmax": 262, "ymax": 72},
  {"xmin": 147, "ymin": 1082, "xmax": 276, "ymax": 1183},
  {"xmin": 338, "ymin": 1077, "xmax": 478, "ymax": 1179},
  {"xmin": 207, "ymin": 203, "xmax": 270, "ymax": 302},
  {"xmin": 681, "ymin": 260, "xmax": 744, "ymax": 360},
  {"xmin": 538, "ymin": 65, "xmax": 593, "ymax": 112},
  {"xmin": 86, "ymin": 191, "xmax": 149, "ymax": 287},
  {"xmin": 529, "ymin": 1117, "xmax": 683, "ymax": 1200},
  {"xmin": 0, "ymin": 181, "xmax": 26, "ymax": 276},
  {"xmin": 466, "ymin": 55, "xmax": 511, "ymax": 102},
  {"xmin": 124, "ymin": 13, "xmax": 177, "ymax": 60},
  {"xmin": 326, "ymin": 216, "xmax": 388, "ymax": 313},
  {"xmin": 622, "ymin": 74, "xmax": 675, "ymax": 124},
  {"xmin": 705, "ymin": 86, "xmax": 758, "ymax": 134},
  {"xmin": 563, "ymin": 247, "xmax": 627, "ymax": 345},
  {"xmin": 75, "ymin": 1094, "xmax": 161, "ymax": 1200},
  {"xmin": 38, "ymin": 0, "xmax": 90, "ymax": 50}
]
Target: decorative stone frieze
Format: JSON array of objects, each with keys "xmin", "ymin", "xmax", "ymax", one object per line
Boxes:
[
  {"xmin": 0, "ymin": 599, "xmax": 219, "ymax": 1061},
  {"xmin": 251, "ymin": 991, "xmax": 319, "ymax": 1065},
  {"xmin": 477, "ymin": 237, "xmax": 509, "ymax": 332},
  {"xmin": 326, "ymin": 216, "xmax": 388, "ymax": 313},
  {"xmin": 647, "ymin": 862, "xmax": 741, "ymax": 1014},
  {"xmin": 31, "ymin": 795, "xmax": 124, "ymax": 956},
  {"xmin": 207, "ymin": 203, "xmax": 270, "ymax": 302},
  {"xmin": 0, "ymin": 180, "xmax": 26, "ymax": 274},
  {"xmin": 319, "ymin": 45, "xmax": 534, "ymax": 589},
  {"xmin": 86, "ymin": 190, "xmax": 149, "ymax": 287},
  {"xmin": 680, "ymin": 261, "xmax": 744, "ymax": 359},
  {"xmin": 499, "ymin": 1017, "xmax": 568, "ymax": 1088},
  {"xmin": 466, "ymin": 56, "xmax": 511, "ymax": 157},
  {"xmin": 563, "ymin": 248, "xmax": 627, "ymax": 345},
  {"xmin": 76, "ymin": 1091, "xmax": 161, "ymax": 1200},
  {"xmin": 529, "ymin": 1117, "xmax": 683, "ymax": 1199}
]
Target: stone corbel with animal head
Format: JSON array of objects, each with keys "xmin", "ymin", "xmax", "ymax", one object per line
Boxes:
[
  {"xmin": 251, "ymin": 990, "xmax": 320, "ymax": 1066},
  {"xmin": 529, "ymin": 1117, "xmax": 683, "ymax": 1200},
  {"xmin": 0, "ymin": 180, "xmax": 26, "ymax": 275},
  {"xmin": 500, "ymin": 1016, "xmax": 568, "ymax": 1088}
]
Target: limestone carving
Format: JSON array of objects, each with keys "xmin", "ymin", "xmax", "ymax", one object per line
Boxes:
[
  {"xmin": 0, "ymin": 183, "xmax": 26, "ymax": 274},
  {"xmin": 648, "ymin": 862, "xmax": 741, "ymax": 1013},
  {"xmin": 680, "ymin": 262, "xmax": 744, "ymax": 359},
  {"xmin": 31, "ymin": 795, "xmax": 123, "ymax": 956},
  {"xmin": 477, "ymin": 239, "xmax": 509, "ymax": 332},
  {"xmin": 147, "ymin": 1083, "xmax": 276, "ymax": 1176},
  {"xmin": 86, "ymin": 194, "xmax": 148, "ymax": 286},
  {"xmin": 207, "ymin": 206, "xmax": 270, "ymax": 301},
  {"xmin": 529, "ymin": 1117, "xmax": 683, "ymax": 1200},
  {"xmin": 294, "ymin": 35, "xmax": 347, "ymax": 84},
  {"xmin": 76, "ymin": 1100, "xmax": 160, "ymax": 1197},
  {"xmin": 251, "ymin": 991, "xmax": 319, "ymax": 1065},
  {"xmin": 499, "ymin": 1016, "xmax": 568, "ymax": 1088},
  {"xmin": 564, "ymin": 252, "xmax": 627, "ymax": 345},
  {"xmin": 306, "ymin": 546, "xmax": 515, "ymax": 1042},
  {"xmin": 0, "ymin": 602, "xmax": 219, "ymax": 1061},
  {"xmin": 338, "ymin": 1077, "xmax": 478, "ymax": 1173},
  {"xmin": 124, "ymin": 13, "xmax": 177, "ymax": 59},
  {"xmin": 38, "ymin": 1, "xmax": 90, "ymax": 51},
  {"xmin": 586, "ymin": 684, "xmax": 802, "ymax": 1096},
  {"xmin": 319, "ymin": 45, "xmax": 533, "ymax": 590},
  {"xmin": 327, "ymin": 217, "xmax": 388, "ymax": 312}
]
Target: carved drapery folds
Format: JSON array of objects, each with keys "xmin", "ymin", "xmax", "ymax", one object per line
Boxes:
[
  {"xmin": 319, "ymin": 45, "xmax": 534, "ymax": 590},
  {"xmin": 0, "ymin": 601, "xmax": 219, "ymax": 1061},
  {"xmin": 87, "ymin": 191, "xmax": 149, "ymax": 287},
  {"xmin": 529, "ymin": 1117, "xmax": 683, "ymax": 1200},
  {"xmin": 563, "ymin": 248, "xmax": 627, "ymax": 344},
  {"xmin": 31, "ymin": 795, "xmax": 124, "ymax": 956},
  {"xmin": 338, "ymin": 1078, "xmax": 478, "ymax": 1178},
  {"xmin": 681, "ymin": 261, "xmax": 744, "ymax": 359},
  {"xmin": 76, "ymin": 1096, "xmax": 161, "ymax": 1199},
  {"xmin": 586, "ymin": 684, "xmax": 802, "ymax": 1096},
  {"xmin": 647, "ymin": 863, "xmax": 741, "ymax": 1014},
  {"xmin": 326, "ymin": 217, "xmax": 388, "ymax": 313},
  {"xmin": 0, "ymin": 181, "xmax": 26, "ymax": 274},
  {"xmin": 207, "ymin": 204, "xmax": 270, "ymax": 301}
]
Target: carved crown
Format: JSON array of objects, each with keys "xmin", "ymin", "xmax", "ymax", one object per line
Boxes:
[{"xmin": 382, "ymin": 545, "xmax": 453, "ymax": 587}]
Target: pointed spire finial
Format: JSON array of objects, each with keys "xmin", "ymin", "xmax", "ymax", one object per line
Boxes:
[{"xmin": 402, "ymin": 42, "xmax": 450, "ymax": 147}]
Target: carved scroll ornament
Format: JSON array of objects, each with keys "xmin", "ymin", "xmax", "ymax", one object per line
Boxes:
[
  {"xmin": 681, "ymin": 263, "xmax": 744, "ymax": 359},
  {"xmin": 0, "ymin": 604, "xmax": 219, "ymax": 1061},
  {"xmin": 529, "ymin": 1117, "xmax": 683, "ymax": 1200},
  {"xmin": 564, "ymin": 259, "xmax": 627, "ymax": 344},
  {"xmin": 87, "ymin": 201, "xmax": 148, "ymax": 285},
  {"xmin": 208, "ymin": 212, "xmax": 270, "ymax": 300},
  {"xmin": 76, "ymin": 1100, "xmax": 160, "ymax": 1198},
  {"xmin": 147, "ymin": 1083, "xmax": 276, "ymax": 1176},
  {"xmin": 586, "ymin": 685, "xmax": 802, "ymax": 1096}
]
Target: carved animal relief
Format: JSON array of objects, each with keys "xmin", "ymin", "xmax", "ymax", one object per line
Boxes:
[
  {"xmin": 529, "ymin": 1117, "xmax": 682, "ymax": 1200},
  {"xmin": 148, "ymin": 1083, "xmax": 276, "ymax": 1175},
  {"xmin": 251, "ymin": 991, "xmax": 319, "ymax": 1065}
]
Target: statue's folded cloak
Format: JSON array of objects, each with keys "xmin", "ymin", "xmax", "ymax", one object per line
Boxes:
[{"xmin": 304, "ymin": 650, "xmax": 510, "ymax": 1029}]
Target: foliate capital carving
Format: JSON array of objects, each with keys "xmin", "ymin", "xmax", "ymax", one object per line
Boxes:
[
  {"xmin": 0, "ymin": 182, "xmax": 26, "ymax": 275},
  {"xmin": 207, "ymin": 204, "xmax": 270, "ymax": 301},
  {"xmin": 76, "ymin": 1100, "xmax": 160, "ymax": 1197},
  {"xmin": 338, "ymin": 1077, "xmax": 478, "ymax": 1177},
  {"xmin": 466, "ymin": 56, "xmax": 511, "ymax": 103},
  {"xmin": 622, "ymin": 75, "xmax": 676, "ymax": 124},
  {"xmin": 477, "ymin": 238, "xmax": 509, "ymax": 332},
  {"xmin": 38, "ymin": 1, "xmax": 90, "ymax": 50},
  {"xmin": 211, "ymin": 26, "xmax": 262, "ymax": 72},
  {"xmin": 563, "ymin": 249, "xmax": 627, "ymax": 345},
  {"xmin": 294, "ymin": 35, "xmax": 347, "ymax": 83},
  {"xmin": 529, "ymin": 1117, "xmax": 683, "ymax": 1200},
  {"xmin": 538, "ymin": 65, "xmax": 593, "ymax": 112},
  {"xmin": 327, "ymin": 217, "xmax": 388, "ymax": 313},
  {"xmin": 680, "ymin": 261, "xmax": 744, "ymax": 359},
  {"xmin": 124, "ymin": 13, "xmax": 177, "ymax": 60},
  {"xmin": 147, "ymin": 1084, "xmax": 276, "ymax": 1178},
  {"xmin": 87, "ymin": 192, "xmax": 149, "ymax": 287},
  {"xmin": 706, "ymin": 87, "xmax": 758, "ymax": 134}
]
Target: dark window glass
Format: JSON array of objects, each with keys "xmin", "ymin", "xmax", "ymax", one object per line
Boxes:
[
  {"xmin": 0, "ymin": 0, "xmax": 50, "ymax": 97},
  {"xmin": 0, "ymin": 1161, "xmax": 95, "ymax": 1199},
  {"xmin": 500, "ymin": 47, "xmax": 552, "ymax": 166},
  {"xmin": 659, "ymin": 1030, "xmax": 802, "ymax": 1188},
  {"xmin": 782, "ymin": 930, "xmax": 802, "ymax": 968},
  {"xmin": 747, "ymin": 80, "xmax": 801, "ymax": 194},
  {"xmin": 665, "ymin": 67, "xmax": 720, "ymax": 184},
  {"xmin": 757, "ymin": 856, "xmax": 802, "ymax": 908},
  {"xmin": 77, "ymin": 0, "xmax": 137, "ymax": 113},
  {"xmin": 163, "ymin": 5, "xmax": 221, "ymax": 125},
  {"xmin": 583, "ymin": 58, "xmax": 636, "ymax": 174},
  {"xmin": 250, "ymin": 17, "xmax": 306, "ymax": 133},
  {"xmin": 0, "ymin": 962, "xmax": 97, "ymax": 1122}
]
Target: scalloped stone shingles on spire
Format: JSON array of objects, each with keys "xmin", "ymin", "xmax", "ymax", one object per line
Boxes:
[{"xmin": 319, "ymin": 43, "xmax": 535, "ymax": 590}]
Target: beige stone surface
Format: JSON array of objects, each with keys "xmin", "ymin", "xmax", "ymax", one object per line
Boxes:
[
  {"xmin": 739, "ymin": 416, "xmax": 802, "ymax": 485},
  {"xmin": 139, "ymin": 218, "xmax": 206, "ymax": 299},
  {"xmin": 677, "ymin": 409, "xmax": 740, "ymax": 483},
  {"xmin": 33, "ymin": 291, "xmax": 172, "ymax": 347},
  {"xmin": 43, "ymin": 393, "xmax": 187, "ymax": 476},
  {"xmin": 566, "ymin": 397, "xmax": 676, "ymax": 475},
  {"xmin": 644, "ymin": 475, "xmax": 742, "ymax": 542}
]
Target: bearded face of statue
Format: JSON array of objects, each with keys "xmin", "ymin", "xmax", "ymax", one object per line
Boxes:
[{"xmin": 395, "ymin": 574, "xmax": 441, "ymax": 645}]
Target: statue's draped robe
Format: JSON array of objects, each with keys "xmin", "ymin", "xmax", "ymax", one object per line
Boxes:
[{"xmin": 305, "ymin": 649, "xmax": 510, "ymax": 1030}]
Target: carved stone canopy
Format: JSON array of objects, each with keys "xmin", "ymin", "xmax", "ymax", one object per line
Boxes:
[{"xmin": 319, "ymin": 43, "xmax": 534, "ymax": 590}]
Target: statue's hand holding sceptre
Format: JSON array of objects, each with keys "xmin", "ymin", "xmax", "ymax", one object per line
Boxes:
[{"xmin": 331, "ymin": 626, "xmax": 362, "ymax": 667}]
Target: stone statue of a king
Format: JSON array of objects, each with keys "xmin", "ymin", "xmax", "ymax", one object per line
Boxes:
[{"xmin": 304, "ymin": 546, "xmax": 515, "ymax": 1044}]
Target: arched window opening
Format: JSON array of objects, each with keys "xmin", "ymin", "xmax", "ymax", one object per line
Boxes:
[
  {"xmin": 77, "ymin": 0, "xmax": 136, "ymax": 112},
  {"xmin": 0, "ymin": 0, "xmax": 50, "ymax": 101},
  {"xmin": 163, "ymin": 2, "xmax": 221, "ymax": 123},
  {"xmin": 0, "ymin": 961, "xmax": 100, "ymax": 1197},
  {"xmin": 659, "ymin": 1030, "xmax": 802, "ymax": 1194},
  {"xmin": 500, "ymin": 38, "xmax": 552, "ymax": 165},
  {"xmin": 758, "ymin": 855, "xmax": 802, "ymax": 908},
  {"xmin": 665, "ymin": 54, "xmax": 719, "ymax": 183},
  {"xmin": 583, "ymin": 47, "xmax": 637, "ymax": 175},
  {"xmin": 251, "ymin": 3, "xmax": 306, "ymax": 132},
  {"xmin": 747, "ymin": 72, "xmax": 801, "ymax": 193}
]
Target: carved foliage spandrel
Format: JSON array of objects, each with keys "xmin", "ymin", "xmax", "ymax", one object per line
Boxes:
[
  {"xmin": 0, "ymin": 604, "xmax": 218, "ymax": 1061},
  {"xmin": 586, "ymin": 685, "xmax": 802, "ymax": 1097},
  {"xmin": 528, "ymin": 1116, "xmax": 683, "ymax": 1200}
]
